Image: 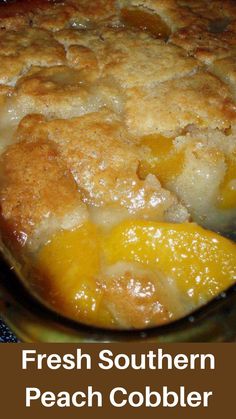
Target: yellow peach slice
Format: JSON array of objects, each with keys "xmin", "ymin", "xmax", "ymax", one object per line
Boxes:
[
  {"xmin": 138, "ymin": 134, "xmax": 185, "ymax": 185},
  {"xmin": 103, "ymin": 220, "xmax": 236, "ymax": 305},
  {"xmin": 37, "ymin": 222, "xmax": 113, "ymax": 327},
  {"xmin": 36, "ymin": 219, "xmax": 236, "ymax": 328}
]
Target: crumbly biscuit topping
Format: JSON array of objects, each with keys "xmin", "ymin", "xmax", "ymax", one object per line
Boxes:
[
  {"xmin": 0, "ymin": 0, "xmax": 235, "ymax": 329},
  {"xmin": 0, "ymin": 0, "xmax": 235, "ymax": 244}
]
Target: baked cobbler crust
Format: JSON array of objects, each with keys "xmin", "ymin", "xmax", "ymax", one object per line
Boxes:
[
  {"xmin": 0, "ymin": 0, "xmax": 235, "ymax": 329},
  {"xmin": 0, "ymin": 136, "xmax": 88, "ymax": 248},
  {"xmin": 0, "ymin": 0, "xmax": 235, "ymax": 239}
]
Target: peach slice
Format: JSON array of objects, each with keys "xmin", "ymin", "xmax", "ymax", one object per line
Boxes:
[
  {"xmin": 36, "ymin": 219, "xmax": 236, "ymax": 328},
  {"xmin": 121, "ymin": 8, "xmax": 171, "ymax": 40},
  {"xmin": 103, "ymin": 220, "xmax": 236, "ymax": 305},
  {"xmin": 139, "ymin": 134, "xmax": 185, "ymax": 184},
  {"xmin": 37, "ymin": 222, "xmax": 113, "ymax": 327}
]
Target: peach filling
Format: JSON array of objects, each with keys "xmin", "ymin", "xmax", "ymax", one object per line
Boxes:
[
  {"xmin": 37, "ymin": 222, "xmax": 113, "ymax": 327},
  {"xmin": 120, "ymin": 8, "xmax": 171, "ymax": 40},
  {"xmin": 139, "ymin": 135, "xmax": 236, "ymax": 211},
  {"xmin": 36, "ymin": 220, "xmax": 236, "ymax": 329},
  {"xmin": 138, "ymin": 134, "xmax": 185, "ymax": 185},
  {"xmin": 217, "ymin": 155, "xmax": 236, "ymax": 210},
  {"xmin": 104, "ymin": 221, "xmax": 236, "ymax": 305}
]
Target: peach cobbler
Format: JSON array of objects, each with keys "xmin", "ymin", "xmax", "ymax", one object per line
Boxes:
[{"xmin": 0, "ymin": 0, "xmax": 235, "ymax": 329}]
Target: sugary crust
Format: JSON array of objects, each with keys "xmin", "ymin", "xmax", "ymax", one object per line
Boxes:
[
  {"xmin": 0, "ymin": 27, "xmax": 66, "ymax": 84},
  {"xmin": 0, "ymin": 0, "xmax": 235, "ymax": 246},
  {"xmin": 0, "ymin": 0, "xmax": 117, "ymax": 31},
  {"xmin": 0, "ymin": 0, "xmax": 54, "ymax": 30},
  {"xmin": 0, "ymin": 138, "xmax": 87, "ymax": 246},
  {"xmin": 125, "ymin": 72, "xmax": 236, "ymax": 136},
  {"xmin": 170, "ymin": 21, "xmax": 236, "ymax": 64},
  {"xmin": 31, "ymin": 1, "xmax": 117, "ymax": 32},
  {"xmin": 119, "ymin": 0, "xmax": 196, "ymax": 32},
  {"xmin": 12, "ymin": 65, "xmax": 112, "ymax": 119},
  {"xmin": 54, "ymin": 28, "xmax": 200, "ymax": 87},
  {"xmin": 210, "ymin": 56, "xmax": 236, "ymax": 100},
  {"xmin": 119, "ymin": 1, "xmax": 236, "ymax": 64},
  {"xmin": 14, "ymin": 111, "xmax": 182, "ymax": 223},
  {"xmin": 99, "ymin": 29, "xmax": 199, "ymax": 88},
  {"xmin": 119, "ymin": 0, "xmax": 236, "ymax": 30}
]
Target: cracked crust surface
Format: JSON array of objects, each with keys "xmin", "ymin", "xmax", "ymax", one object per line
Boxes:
[
  {"xmin": 0, "ymin": 137, "xmax": 88, "ymax": 247},
  {"xmin": 0, "ymin": 0, "xmax": 117, "ymax": 30},
  {"xmin": 0, "ymin": 0, "xmax": 235, "ymax": 247},
  {"xmin": 13, "ymin": 111, "xmax": 182, "ymax": 223},
  {"xmin": 125, "ymin": 72, "xmax": 236, "ymax": 136},
  {"xmin": 0, "ymin": 27, "xmax": 66, "ymax": 84}
]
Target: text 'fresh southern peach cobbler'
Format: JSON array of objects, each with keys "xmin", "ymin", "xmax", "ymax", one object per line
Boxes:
[{"xmin": 0, "ymin": 0, "xmax": 235, "ymax": 330}]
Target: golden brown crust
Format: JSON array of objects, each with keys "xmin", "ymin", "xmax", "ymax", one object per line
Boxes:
[
  {"xmin": 0, "ymin": 27, "xmax": 66, "ymax": 84},
  {"xmin": 12, "ymin": 65, "xmax": 105, "ymax": 119},
  {"xmin": 210, "ymin": 56, "xmax": 236, "ymax": 100},
  {"xmin": 0, "ymin": 137, "xmax": 87, "ymax": 247},
  {"xmin": 0, "ymin": 0, "xmax": 117, "ymax": 31},
  {"xmin": 54, "ymin": 27, "xmax": 200, "ymax": 87},
  {"xmin": 170, "ymin": 21, "xmax": 236, "ymax": 64},
  {"xmin": 119, "ymin": 0, "xmax": 236, "ymax": 30},
  {"xmin": 119, "ymin": 1, "xmax": 236, "ymax": 64},
  {"xmin": 0, "ymin": 0, "xmax": 235, "ymax": 246},
  {"xmin": 14, "ymin": 111, "xmax": 183, "ymax": 223},
  {"xmin": 125, "ymin": 72, "xmax": 236, "ymax": 136},
  {"xmin": 32, "ymin": 0, "xmax": 117, "ymax": 31},
  {"xmin": 0, "ymin": 0, "xmax": 53, "ymax": 29},
  {"xmin": 99, "ymin": 29, "xmax": 199, "ymax": 87}
]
